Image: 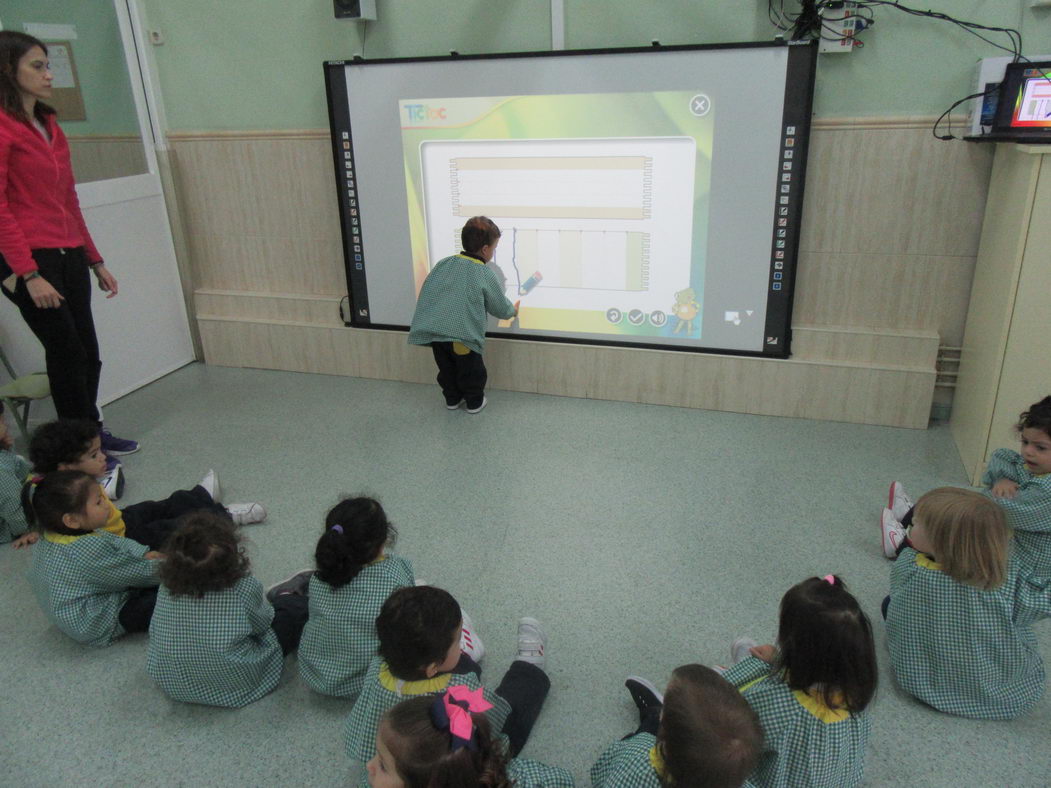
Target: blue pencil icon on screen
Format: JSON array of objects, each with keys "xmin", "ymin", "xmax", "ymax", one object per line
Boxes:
[{"xmin": 519, "ymin": 271, "xmax": 543, "ymax": 295}]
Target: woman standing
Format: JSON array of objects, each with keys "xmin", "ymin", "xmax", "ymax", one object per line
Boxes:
[{"xmin": 0, "ymin": 31, "xmax": 137, "ymax": 462}]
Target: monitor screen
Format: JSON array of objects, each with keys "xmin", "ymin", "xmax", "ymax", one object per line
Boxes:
[{"xmin": 993, "ymin": 61, "xmax": 1051, "ymax": 139}]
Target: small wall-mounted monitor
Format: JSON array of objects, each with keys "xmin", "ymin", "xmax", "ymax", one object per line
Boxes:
[{"xmin": 990, "ymin": 61, "xmax": 1051, "ymax": 144}]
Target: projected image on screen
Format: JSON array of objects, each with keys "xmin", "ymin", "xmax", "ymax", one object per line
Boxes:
[
  {"xmin": 325, "ymin": 42, "xmax": 817, "ymax": 356},
  {"xmin": 402, "ymin": 93, "xmax": 709, "ymax": 339}
]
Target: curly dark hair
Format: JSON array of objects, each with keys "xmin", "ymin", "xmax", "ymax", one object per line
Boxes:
[
  {"xmin": 380, "ymin": 695, "xmax": 513, "ymax": 787},
  {"xmin": 27, "ymin": 470, "xmax": 96, "ymax": 534},
  {"xmin": 158, "ymin": 511, "xmax": 250, "ymax": 597},
  {"xmin": 28, "ymin": 419, "xmax": 100, "ymax": 473},
  {"xmin": 1017, "ymin": 396, "xmax": 1051, "ymax": 438},
  {"xmin": 0, "ymin": 31, "xmax": 56, "ymax": 123},
  {"xmin": 315, "ymin": 495, "xmax": 396, "ymax": 588},
  {"xmin": 659, "ymin": 664, "xmax": 763, "ymax": 788},
  {"xmin": 775, "ymin": 575, "xmax": 877, "ymax": 715},
  {"xmin": 376, "ymin": 586, "xmax": 461, "ymax": 681}
]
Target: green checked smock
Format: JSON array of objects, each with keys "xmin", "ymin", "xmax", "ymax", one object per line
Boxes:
[
  {"xmin": 590, "ymin": 732, "xmax": 662, "ymax": 787},
  {"xmin": 146, "ymin": 576, "xmax": 284, "ymax": 708},
  {"xmin": 886, "ymin": 547, "xmax": 1051, "ymax": 719},
  {"xmin": 344, "ymin": 656, "xmax": 512, "ymax": 787},
  {"xmin": 723, "ymin": 656, "xmax": 869, "ymax": 788},
  {"xmin": 28, "ymin": 530, "xmax": 159, "ymax": 646},
  {"xmin": 298, "ymin": 554, "xmax": 414, "ymax": 697},
  {"xmin": 507, "ymin": 757, "xmax": 575, "ymax": 787},
  {"xmin": 0, "ymin": 450, "xmax": 31, "ymax": 543},
  {"xmin": 982, "ymin": 448, "xmax": 1051, "ymax": 577},
  {"xmin": 407, "ymin": 254, "xmax": 516, "ymax": 355}
]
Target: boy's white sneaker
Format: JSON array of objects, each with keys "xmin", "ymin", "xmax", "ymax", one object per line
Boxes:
[
  {"xmin": 199, "ymin": 469, "xmax": 221, "ymax": 503},
  {"xmin": 228, "ymin": 502, "xmax": 267, "ymax": 526},
  {"xmin": 459, "ymin": 609, "xmax": 485, "ymax": 663},
  {"xmin": 888, "ymin": 481, "xmax": 913, "ymax": 522},
  {"xmin": 101, "ymin": 464, "xmax": 124, "ymax": 501},
  {"xmin": 731, "ymin": 637, "xmax": 760, "ymax": 665},
  {"xmin": 516, "ymin": 617, "xmax": 547, "ymax": 668},
  {"xmin": 881, "ymin": 507, "xmax": 906, "ymax": 559}
]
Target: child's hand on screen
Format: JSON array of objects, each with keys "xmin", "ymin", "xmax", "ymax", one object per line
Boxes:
[
  {"xmin": 991, "ymin": 479, "xmax": 1019, "ymax": 499},
  {"xmin": 513, "ymin": 300, "xmax": 521, "ymax": 315}
]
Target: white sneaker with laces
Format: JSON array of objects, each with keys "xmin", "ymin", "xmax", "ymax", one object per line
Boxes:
[
  {"xmin": 888, "ymin": 481, "xmax": 913, "ymax": 522},
  {"xmin": 459, "ymin": 609, "xmax": 485, "ymax": 663},
  {"xmin": 881, "ymin": 507, "xmax": 906, "ymax": 559},
  {"xmin": 731, "ymin": 637, "xmax": 760, "ymax": 665},
  {"xmin": 227, "ymin": 502, "xmax": 267, "ymax": 526},
  {"xmin": 516, "ymin": 617, "xmax": 547, "ymax": 668},
  {"xmin": 101, "ymin": 464, "xmax": 124, "ymax": 501},
  {"xmin": 199, "ymin": 469, "xmax": 221, "ymax": 503}
]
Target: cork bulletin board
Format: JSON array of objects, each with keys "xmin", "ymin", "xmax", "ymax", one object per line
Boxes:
[{"xmin": 44, "ymin": 40, "xmax": 86, "ymax": 121}]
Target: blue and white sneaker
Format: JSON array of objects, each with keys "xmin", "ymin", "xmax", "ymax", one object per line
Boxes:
[{"xmin": 100, "ymin": 428, "xmax": 139, "ymax": 456}]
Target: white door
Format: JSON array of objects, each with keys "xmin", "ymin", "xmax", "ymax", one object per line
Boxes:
[{"xmin": 0, "ymin": 0, "xmax": 193, "ymax": 418}]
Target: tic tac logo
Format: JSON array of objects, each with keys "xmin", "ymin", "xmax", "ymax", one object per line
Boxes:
[{"xmin": 403, "ymin": 104, "xmax": 447, "ymax": 123}]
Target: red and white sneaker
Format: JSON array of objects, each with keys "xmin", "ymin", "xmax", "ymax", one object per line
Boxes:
[
  {"xmin": 516, "ymin": 617, "xmax": 547, "ymax": 668},
  {"xmin": 881, "ymin": 508, "xmax": 907, "ymax": 559},
  {"xmin": 888, "ymin": 481, "xmax": 913, "ymax": 522},
  {"xmin": 459, "ymin": 609, "xmax": 485, "ymax": 663}
]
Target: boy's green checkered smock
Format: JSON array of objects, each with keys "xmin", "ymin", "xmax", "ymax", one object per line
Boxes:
[
  {"xmin": 298, "ymin": 554, "xmax": 414, "ymax": 697},
  {"xmin": 0, "ymin": 450, "xmax": 31, "ymax": 543},
  {"xmin": 343, "ymin": 656, "xmax": 512, "ymax": 787},
  {"xmin": 590, "ymin": 732, "xmax": 662, "ymax": 787},
  {"xmin": 407, "ymin": 254, "xmax": 516, "ymax": 355},
  {"xmin": 723, "ymin": 656, "xmax": 869, "ymax": 788},
  {"xmin": 507, "ymin": 757, "xmax": 575, "ymax": 787},
  {"xmin": 886, "ymin": 546, "xmax": 1051, "ymax": 719},
  {"xmin": 28, "ymin": 530, "xmax": 159, "ymax": 645},
  {"xmin": 146, "ymin": 576, "xmax": 284, "ymax": 708},
  {"xmin": 982, "ymin": 448, "xmax": 1051, "ymax": 577}
]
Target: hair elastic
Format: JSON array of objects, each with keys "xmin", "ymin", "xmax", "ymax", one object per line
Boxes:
[
  {"xmin": 429, "ymin": 686, "xmax": 493, "ymax": 751},
  {"xmin": 330, "ymin": 524, "xmax": 343, "ymax": 534},
  {"xmin": 822, "ymin": 574, "xmax": 836, "ymax": 585}
]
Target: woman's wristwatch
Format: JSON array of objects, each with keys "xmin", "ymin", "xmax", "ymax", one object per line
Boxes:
[{"xmin": 23, "ymin": 271, "xmax": 41, "ymax": 281}]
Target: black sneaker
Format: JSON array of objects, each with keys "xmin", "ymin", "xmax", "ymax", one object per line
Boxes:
[
  {"xmin": 625, "ymin": 676, "xmax": 664, "ymax": 715},
  {"xmin": 266, "ymin": 569, "xmax": 314, "ymax": 603}
]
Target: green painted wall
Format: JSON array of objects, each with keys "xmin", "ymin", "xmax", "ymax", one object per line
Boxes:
[
  {"xmin": 0, "ymin": 1, "xmax": 141, "ymax": 135},
  {"xmin": 137, "ymin": 0, "xmax": 1051, "ymax": 131}
]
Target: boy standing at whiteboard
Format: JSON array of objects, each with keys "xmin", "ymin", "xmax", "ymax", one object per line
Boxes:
[{"xmin": 408, "ymin": 216, "xmax": 518, "ymax": 414}]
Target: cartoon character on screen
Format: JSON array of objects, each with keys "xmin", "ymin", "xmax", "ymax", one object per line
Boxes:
[{"xmin": 671, "ymin": 287, "xmax": 699, "ymax": 335}]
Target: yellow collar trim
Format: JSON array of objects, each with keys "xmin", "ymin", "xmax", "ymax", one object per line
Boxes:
[
  {"xmin": 916, "ymin": 553, "xmax": 943, "ymax": 572},
  {"xmin": 43, "ymin": 530, "xmax": 88, "ymax": 545},
  {"xmin": 793, "ymin": 688, "xmax": 850, "ymax": 723},
  {"xmin": 368, "ymin": 554, "xmax": 387, "ymax": 566},
  {"xmin": 649, "ymin": 745, "xmax": 667, "ymax": 779},
  {"xmin": 378, "ymin": 663, "xmax": 452, "ymax": 696},
  {"xmin": 456, "ymin": 253, "xmax": 486, "ymax": 265}
]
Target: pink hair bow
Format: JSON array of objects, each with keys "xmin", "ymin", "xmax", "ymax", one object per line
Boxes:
[{"xmin": 432, "ymin": 685, "xmax": 492, "ymax": 751}]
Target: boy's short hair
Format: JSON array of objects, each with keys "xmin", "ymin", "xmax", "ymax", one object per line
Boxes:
[
  {"xmin": 1017, "ymin": 396, "xmax": 1051, "ymax": 437},
  {"xmin": 29, "ymin": 470, "xmax": 96, "ymax": 534},
  {"xmin": 28, "ymin": 419, "xmax": 99, "ymax": 473},
  {"xmin": 376, "ymin": 586, "xmax": 461, "ymax": 681},
  {"xmin": 915, "ymin": 487, "xmax": 1009, "ymax": 590},
  {"xmin": 658, "ymin": 664, "xmax": 762, "ymax": 788},
  {"xmin": 158, "ymin": 512, "xmax": 249, "ymax": 597},
  {"xmin": 460, "ymin": 216, "xmax": 500, "ymax": 256}
]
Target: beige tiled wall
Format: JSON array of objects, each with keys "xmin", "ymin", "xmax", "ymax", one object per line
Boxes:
[
  {"xmin": 172, "ymin": 119, "xmax": 988, "ymax": 428},
  {"xmin": 68, "ymin": 135, "xmax": 149, "ymax": 184}
]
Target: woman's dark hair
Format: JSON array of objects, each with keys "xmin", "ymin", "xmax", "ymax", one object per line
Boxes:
[
  {"xmin": 376, "ymin": 586, "xmax": 461, "ymax": 681},
  {"xmin": 158, "ymin": 512, "xmax": 250, "ymax": 597},
  {"xmin": 460, "ymin": 216, "xmax": 501, "ymax": 256},
  {"xmin": 0, "ymin": 31, "xmax": 55, "ymax": 123},
  {"xmin": 775, "ymin": 576, "xmax": 877, "ymax": 715},
  {"xmin": 657, "ymin": 664, "xmax": 763, "ymax": 788},
  {"xmin": 28, "ymin": 419, "xmax": 100, "ymax": 473},
  {"xmin": 28, "ymin": 470, "xmax": 96, "ymax": 534},
  {"xmin": 380, "ymin": 695, "xmax": 513, "ymax": 787},
  {"xmin": 1017, "ymin": 396, "xmax": 1051, "ymax": 438},
  {"xmin": 315, "ymin": 496, "xmax": 395, "ymax": 588}
]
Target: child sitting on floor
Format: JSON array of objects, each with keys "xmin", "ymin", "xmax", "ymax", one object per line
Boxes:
[
  {"xmin": 368, "ymin": 692, "xmax": 574, "ymax": 788},
  {"xmin": 591, "ymin": 664, "xmax": 763, "ymax": 788},
  {"xmin": 297, "ymin": 495, "xmax": 415, "ymax": 697},
  {"xmin": 723, "ymin": 575, "xmax": 876, "ymax": 788},
  {"xmin": 27, "ymin": 470, "xmax": 163, "ymax": 645},
  {"xmin": 18, "ymin": 418, "xmax": 265, "ymax": 549},
  {"xmin": 885, "ymin": 487, "xmax": 1051, "ymax": 719},
  {"xmin": 146, "ymin": 511, "xmax": 309, "ymax": 708},
  {"xmin": 0, "ymin": 402, "xmax": 33, "ymax": 547},
  {"xmin": 343, "ymin": 585, "xmax": 549, "ymax": 787}
]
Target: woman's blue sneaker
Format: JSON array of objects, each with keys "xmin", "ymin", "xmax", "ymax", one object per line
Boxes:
[{"xmin": 99, "ymin": 428, "xmax": 139, "ymax": 455}]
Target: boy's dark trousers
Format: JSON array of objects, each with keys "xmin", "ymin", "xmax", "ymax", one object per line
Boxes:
[
  {"xmin": 122, "ymin": 485, "xmax": 229, "ymax": 551},
  {"xmin": 431, "ymin": 342, "xmax": 486, "ymax": 409}
]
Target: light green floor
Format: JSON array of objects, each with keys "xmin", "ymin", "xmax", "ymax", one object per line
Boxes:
[{"xmin": 1, "ymin": 363, "xmax": 1049, "ymax": 787}]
